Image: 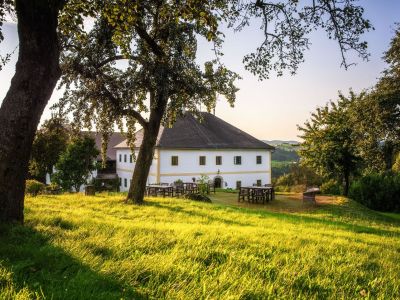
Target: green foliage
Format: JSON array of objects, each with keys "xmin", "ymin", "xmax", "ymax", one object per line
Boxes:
[
  {"xmin": 28, "ymin": 116, "xmax": 69, "ymax": 182},
  {"xmin": 25, "ymin": 180, "xmax": 45, "ymax": 196},
  {"xmin": 197, "ymin": 174, "xmax": 210, "ymax": 196},
  {"xmin": 272, "ymin": 161, "xmax": 292, "ymax": 180},
  {"xmin": 44, "ymin": 183, "xmax": 61, "ymax": 195},
  {"xmin": 174, "ymin": 179, "xmax": 183, "ymax": 184},
  {"xmin": 271, "ymin": 143, "xmax": 299, "ymax": 180},
  {"xmin": 320, "ymin": 179, "xmax": 342, "ymax": 196},
  {"xmin": 53, "ymin": 135, "xmax": 99, "ymax": 192},
  {"xmin": 349, "ymin": 173, "xmax": 400, "ymax": 212},
  {"xmin": 274, "ymin": 184, "xmax": 306, "ymax": 193},
  {"xmin": 298, "ymin": 26, "xmax": 400, "ymax": 199},
  {"xmin": 272, "ymin": 147, "xmax": 299, "ymax": 162},
  {"xmin": 348, "ymin": 26, "xmax": 400, "ymax": 173},
  {"xmin": 1, "ymin": 193, "xmax": 399, "ymax": 298},
  {"xmin": 298, "ymin": 93, "xmax": 360, "ymax": 195},
  {"xmin": 393, "ymin": 153, "xmax": 400, "ymax": 173},
  {"xmin": 274, "ymin": 164, "xmax": 323, "ymax": 192}
]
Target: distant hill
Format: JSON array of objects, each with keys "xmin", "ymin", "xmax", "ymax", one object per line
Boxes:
[
  {"xmin": 264, "ymin": 140, "xmax": 300, "ymax": 147},
  {"xmin": 264, "ymin": 140, "xmax": 300, "ymax": 179}
]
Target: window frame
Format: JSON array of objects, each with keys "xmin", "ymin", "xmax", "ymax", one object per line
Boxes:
[
  {"xmin": 256, "ymin": 179, "xmax": 262, "ymax": 186},
  {"xmin": 199, "ymin": 156, "xmax": 206, "ymax": 166},
  {"xmin": 216, "ymin": 156, "xmax": 222, "ymax": 165},
  {"xmin": 124, "ymin": 178, "xmax": 127, "ymax": 187},
  {"xmin": 171, "ymin": 156, "xmax": 179, "ymax": 166},
  {"xmin": 234, "ymin": 156, "xmax": 242, "ymax": 165},
  {"xmin": 256, "ymin": 155, "xmax": 262, "ymax": 164}
]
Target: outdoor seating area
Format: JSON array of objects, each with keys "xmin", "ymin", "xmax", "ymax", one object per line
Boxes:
[
  {"xmin": 145, "ymin": 182, "xmax": 216, "ymax": 198},
  {"xmin": 238, "ymin": 185, "xmax": 275, "ymax": 204}
]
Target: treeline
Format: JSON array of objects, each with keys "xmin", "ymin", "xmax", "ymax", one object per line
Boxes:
[
  {"xmin": 272, "ymin": 147, "xmax": 300, "ymax": 162},
  {"xmin": 277, "ymin": 26, "xmax": 400, "ymax": 212}
]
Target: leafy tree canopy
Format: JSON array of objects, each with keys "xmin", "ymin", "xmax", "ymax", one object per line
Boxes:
[
  {"xmin": 298, "ymin": 92, "xmax": 360, "ymax": 195},
  {"xmin": 29, "ymin": 115, "xmax": 70, "ymax": 183},
  {"xmin": 53, "ymin": 135, "xmax": 99, "ymax": 192}
]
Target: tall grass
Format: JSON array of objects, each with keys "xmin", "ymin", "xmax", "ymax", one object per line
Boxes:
[{"xmin": 1, "ymin": 193, "xmax": 400, "ymax": 299}]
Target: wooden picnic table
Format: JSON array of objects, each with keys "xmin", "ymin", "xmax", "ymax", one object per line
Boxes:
[
  {"xmin": 146, "ymin": 185, "xmax": 174, "ymax": 197},
  {"xmin": 238, "ymin": 186, "xmax": 274, "ymax": 204},
  {"xmin": 183, "ymin": 182, "xmax": 198, "ymax": 194}
]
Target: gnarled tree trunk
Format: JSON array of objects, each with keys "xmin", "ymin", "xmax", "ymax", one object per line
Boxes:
[
  {"xmin": 127, "ymin": 87, "xmax": 168, "ymax": 204},
  {"xmin": 0, "ymin": 0, "xmax": 64, "ymax": 223}
]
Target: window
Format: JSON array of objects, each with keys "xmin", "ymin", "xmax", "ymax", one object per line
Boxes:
[
  {"xmin": 256, "ymin": 155, "xmax": 262, "ymax": 164},
  {"xmin": 124, "ymin": 178, "xmax": 127, "ymax": 188},
  {"xmin": 236, "ymin": 181, "xmax": 242, "ymax": 189},
  {"xmin": 256, "ymin": 179, "xmax": 262, "ymax": 186},
  {"xmin": 124, "ymin": 154, "xmax": 127, "ymax": 163},
  {"xmin": 171, "ymin": 156, "xmax": 179, "ymax": 166},
  {"xmin": 234, "ymin": 156, "xmax": 242, "ymax": 165},
  {"xmin": 119, "ymin": 154, "xmax": 122, "ymax": 162},
  {"xmin": 119, "ymin": 177, "xmax": 122, "ymax": 186},
  {"xmin": 130, "ymin": 155, "xmax": 133, "ymax": 163},
  {"xmin": 199, "ymin": 156, "xmax": 206, "ymax": 165},
  {"xmin": 216, "ymin": 156, "xmax": 222, "ymax": 165}
]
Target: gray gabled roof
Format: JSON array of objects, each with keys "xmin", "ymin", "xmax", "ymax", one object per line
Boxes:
[
  {"xmin": 114, "ymin": 128, "xmax": 164, "ymax": 149},
  {"xmin": 84, "ymin": 132, "xmax": 125, "ymax": 160},
  {"xmin": 115, "ymin": 112, "xmax": 274, "ymax": 150}
]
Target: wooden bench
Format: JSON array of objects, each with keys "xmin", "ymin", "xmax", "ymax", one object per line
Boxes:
[{"xmin": 302, "ymin": 187, "xmax": 320, "ymax": 204}]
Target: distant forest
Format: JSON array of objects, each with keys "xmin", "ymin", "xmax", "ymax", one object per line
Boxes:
[{"xmin": 266, "ymin": 141, "xmax": 300, "ymax": 180}]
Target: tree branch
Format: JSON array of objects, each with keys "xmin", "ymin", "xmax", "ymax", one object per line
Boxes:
[
  {"xmin": 134, "ymin": 23, "xmax": 165, "ymax": 57},
  {"xmin": 95, "ymin": 54, "xmax": 139, "ymax": 68}
]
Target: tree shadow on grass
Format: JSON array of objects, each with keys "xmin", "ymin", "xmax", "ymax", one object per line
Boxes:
[
  {"xmin": 0, "ymin": 222, "xmax": 147, "ymax": 300},
  {"xmin": 151, "ymin": 197, "xmax": 400, "ymax": 238},
  {"xmin": 222, "ymin": 203, "xmax": 400, "ymax": 238}
]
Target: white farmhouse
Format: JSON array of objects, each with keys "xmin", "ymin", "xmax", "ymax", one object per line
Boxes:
[{"xmin": 115, "ymin": 112, "xmax": 274, "ymax": 191}]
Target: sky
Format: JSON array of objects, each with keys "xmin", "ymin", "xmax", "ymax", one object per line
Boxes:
[{"xmin": 0, "ymin": 1, "xmax": 399, "ymax": 141}]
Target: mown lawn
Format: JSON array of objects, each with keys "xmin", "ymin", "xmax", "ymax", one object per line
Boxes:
[{"xmin": 1, "ymin": 192, "xmax": 400, "ymax": 299}]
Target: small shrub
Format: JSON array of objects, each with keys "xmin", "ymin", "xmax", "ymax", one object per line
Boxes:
[
  {"xmin": 274, "ymin": 184, "xmax": 305, "ymax": 193},
  {"xmin": 44, "ymin": 183, "xmax": 61, "ymax": 194},
  {"xmin": 174, "ymin": 179, "xmax": 183, "ymax": 184},
  {"xmin": 184, "ymin": 193, "xmax": 212, "ymax": 203},
  {"xmin": 274, "ymin": 185, "xmax": 290, "ymax": 193},
  {"xmin": 290, "ymin": 184, "xmax": 306, "ymax": 193},
  {"xmin": 321, "ymin": 179, "xmax": 342, "ymax": 195},
  {"xmin": 25, "ymin": 180, "xmax": 45, "ymax": 196},
  {"xmin": 349, "ymin": 172, "xmax": 400, "ymax": 212}
]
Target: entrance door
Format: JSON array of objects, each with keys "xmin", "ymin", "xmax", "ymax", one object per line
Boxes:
[{"xmin": 214, "ymin": 177, "xmax": 222, "ymax": 188}]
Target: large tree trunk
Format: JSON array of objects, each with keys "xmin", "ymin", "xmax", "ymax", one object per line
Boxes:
[
  {"xmin": 127, "ymin": 91, "xmax": 168, "ymax": 204},
  {"xmin": 0, "ymin": 0, "xmax": 64, "ymax": 223}
]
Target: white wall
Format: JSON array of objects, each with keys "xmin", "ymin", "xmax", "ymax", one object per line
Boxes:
[
  {"xmin": 116, "ymin": 149, "xmax": 158, "ymax": 191},
  {"xmin": 116, "ymin": 148, "xmax": 271, "ymax": 191},
  {"xmin": 159, "ymin": 149, "xmax": 271, "ymax": 189}
]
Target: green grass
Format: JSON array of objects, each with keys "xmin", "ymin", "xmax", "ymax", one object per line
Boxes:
[{"xmin": 1, "ymin": 193, "xmax": 400, "ymax": 299}]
